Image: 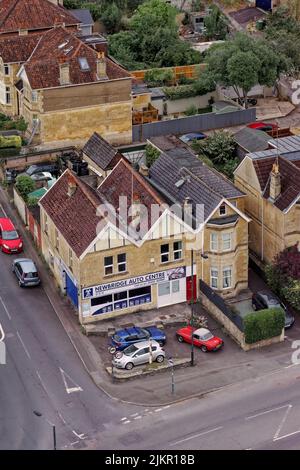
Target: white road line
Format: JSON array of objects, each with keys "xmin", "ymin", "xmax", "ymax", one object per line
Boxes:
[
  {"xmin": 245, "ymin": 404, "xmax": 291, "ymax": 420},
  {"xmin": 0, "ymin": 203, "xmax": 7, "ymax": 217},
  {"xmin": 163, "ymin": 405, "xmax": 170, "ymax": 409},
  {"xmin": 122, "ymin": 420, "xmax": 131, "ymax": 424},
  {"xmin": 16, "ymin": 331, "xmax": 31, "ymax": 359},
  {"xmin": 273, "ymin": 405, "xmax": 292, "ymax": 440},
  {"xmin": 133, "ymin": 416, "xmax": 142, "ymax": 420},
  {"xmin": 155, "ymin": 408, "xmax": 163, "ymax": 412},
  {"xmin": 120, "ymin": 417, "xmax": 128, "ymax": 421},
  {"xmin": 169, "ymin": 426, "xmax": 223, "ymax": 447},
  {"xmin": 72, "ymin": 430, "xmax": 86, "ymax": 440},
  {"xmin": 0, "ymin": 295, "xmax": 11, "ymax": 320},
  {"xmin": 130, "ymin": 413, "xmax": 139, "ymax": 417},
  {"xmin": 36, "ymin": 370, "xmax": 49, "ymax": 394},
  {"xmin": 273, "ymin": 429, "xmax": 300, "ymax": 442},
  {"xmin": 59, "ymin": 367, "xmax": 83, "ymax": 394}
]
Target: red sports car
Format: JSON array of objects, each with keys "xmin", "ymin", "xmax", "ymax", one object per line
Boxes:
[
  {"xmin": 176, "ymin": 326, "xmax": 223, "ymax": 352},
  {"xmin": 247, "ymin": 122, "xmax": 278, "ymax": 132},
  {"xmin": 0, "ymin": 217, "xmax": 23, "ymax": 254}
]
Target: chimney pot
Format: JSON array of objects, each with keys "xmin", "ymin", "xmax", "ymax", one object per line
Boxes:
[
  {"xmin": 139, "ymin": 164, "xmax": 149, "ymax": 177},
  {"xmin": 96, "ymin": 52, "xmax": 107, "ymax": 80},
  {"xmin": 269, "ymin": 161, "xmax": 281, "ymax": 201},
  {"xmin": 67, "ymin": 174, "xmax": 77, "ymax": 197}
]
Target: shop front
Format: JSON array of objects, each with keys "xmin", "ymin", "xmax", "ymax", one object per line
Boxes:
[{"xmin": 81, "ymin": 266, "xmax": 194, "ymax": 318}]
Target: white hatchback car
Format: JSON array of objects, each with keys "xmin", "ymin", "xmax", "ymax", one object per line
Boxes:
[{"xmin": 112, "ymin": 340, "xmax": 165, "ymax": 370}]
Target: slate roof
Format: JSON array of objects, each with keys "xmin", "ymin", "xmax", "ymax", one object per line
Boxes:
[
  {"xmin": 149, "ymin": 148, "xmax": 244, "ymax": 221},
  {"xmin": 23, "ymin": 26, "xmax": 131, "ymax": 89},
  {"xmin": 0, "ymin": 0, "xmax": 79, "ymax": 34},
  {"xmin": 0, "ymin": 34, "xmax": 40, "ymax": 62},
  {"xmin": 83, "ymin": 132, "xmax": 122, "ymax": 171},
  {"xmin": 71, "ymin": 9, "xmax": 93, "ymax": 26},
  {"xmin": 253, "ymin": 155, "xmax": 300, "ymax": 212},
  {"xmin": 40, "ymin": 169, "xmax": 103, "ymax": 257},
  {"xmin": 234, "ymin": 127, "xmax": 270, "ymax": 153}
]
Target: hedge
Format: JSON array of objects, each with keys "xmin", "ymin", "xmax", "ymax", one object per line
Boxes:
[
  {"xmin": 244, "ymin": 307, "xmax": 285, "ymax": 344},
  {"xmin": 0, "ymin": 135, "xmax": 22, "ymax": 148}
]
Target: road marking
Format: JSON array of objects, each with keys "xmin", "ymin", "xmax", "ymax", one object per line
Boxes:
[
  {"xmin": 245, "ymin": 404, "xmax": 291, "ymax": 420},
  {"xmin": 0, "ymin": 295, "xmax": 11, "ymax": 320},
  {"xmin": 16, "ymin": 331, "xmax": 31, "ymax": 359},
  {"xmin": 120, "ymin": 417, "xmax": 128, "ymax": 421},
  {"xmin": 273, "ymin": 429, "xmax": 300, "ymax": 442},
  {"xmin": 133, "ymin": 416, "xmax": 142, "ymax": 420},
  {"xmin": 36, "ymin": 370, "xmax": 49, "ymax": 394},
  {"xmin": 0, "ymin": 203, "xmax": 7, "ymax": 217},
  {"xmin": 169, "ymin": 426, "xmax": 223, "ymax": 447},
  {"xmin": 72, "ymin": 430, "xmax": 86, "ymax": 440},
  {"xmin": 122, "ymin": 420, "xmax": 131, "ymax": 424},
  {"xmin": 0, "ymin": 322, "xmax": 4, "ymax": 342},
  {"xmin": 130, "ymin": 413, "xmax": 139, "ymax": 417},
  {"xmin": 59, "ymin": 367, "xmax": 83, "ymax": 394},
  {"xmin": 155, "ymin": 408, "xmax": 163, "ymax": 412},
  {"xmin": 273, "ymin": 405, "xmax": 292, "ymax": 440}
]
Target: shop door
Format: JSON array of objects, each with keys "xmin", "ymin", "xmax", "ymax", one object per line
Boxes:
[
  {"xmin": 66, "ymin": 273, "xmax": 78, "ymax": 308},
  {"xmin": 186, "ymin": 275, "xmax": 197, "ymax": 303}
]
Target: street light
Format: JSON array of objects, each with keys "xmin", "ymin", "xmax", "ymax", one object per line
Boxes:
[
  {"xmin": 190, "ymin": 250, "xmax": 208, "ymax": 367},
  {"xmin": 33, "ymin": 411, "xmax": 57, "ymax": 450}
]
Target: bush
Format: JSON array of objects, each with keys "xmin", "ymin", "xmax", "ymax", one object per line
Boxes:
[
  {"xmin": 144, "ymin": 68, "xmax": 174, "ymax": 87},
  {"xmin": 15, "ymin": 175, "xmax": 35, "ymax": 201},
  {"xmin": 184, "ymin": 105, "xmax": 198, "ymax": 116},
  {"xmin": 145, "ymin": 144, "xmax": 160, "ymax": 167},
  {"xmin": 163, "ymin": 84, "xmax": 198, "ymax": 100},
  {"xmin": 244, "ymin": 307, "xmax": 285, "ymax": 344},
  {"xmin": 0, "ymin": 135, "xmax": 22, "ymax": 148},
  {"xmin": 281, "ymin": 278, "xmax": 300, "ymax": 311}
]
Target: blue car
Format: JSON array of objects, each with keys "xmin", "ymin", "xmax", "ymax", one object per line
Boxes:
[
  {"xmin": 110, "ymin": 326, "xmax": 166, "ymax": 351},
  {"xmin": 180, "ymin": 132, "xmax": 207, "ymax": 143}
]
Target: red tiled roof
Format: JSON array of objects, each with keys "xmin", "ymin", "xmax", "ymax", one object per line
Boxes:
[
  {"xmin": 40, "ymin": 170, "xmax": 102, "ymax": 257},
  {"xmin": 0, "ymin": 0, "xmax": 79, "ymax": 34},
  {"xmin": 253, "ymin": 155, "xmax": 300, "ymax": 212},
  {"xmin": 0, "ymin": 34, "xmax": 40, "ymax": 62},
  {"xmin": 24, "ymin": 26, "xmax": 131, "ymax": 89}
]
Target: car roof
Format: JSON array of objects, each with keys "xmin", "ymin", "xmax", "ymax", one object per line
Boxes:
[
  {"xmin": 258, "ymin": 290, "xmax": 279, "ymax": 301},
  {"xmin": 0, "ymin": 217, "xmax": 16, "ymax": 231},
  {"xmin": 133, "ymin": 340, "xmax": 160, "ymax": 348},
  {"xmin": 193, "ymin": 328, "xmax": 211, "ymax": 336},
  {"xmin": 116, "ymin": 326, "xmax": 143, "ymax": 337},
  {"xmin": 15, "ymin": 258, "xmax": 37, "ymax": 272}
]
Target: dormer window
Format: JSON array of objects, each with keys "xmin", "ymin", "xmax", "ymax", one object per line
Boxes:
[
  {"xmin": 219, "ymin": 204, "xmax": 226, "ymax": 216},
  {"xmin": 78, "ymin": 57, "xmax": 90, "ymax": 71}
]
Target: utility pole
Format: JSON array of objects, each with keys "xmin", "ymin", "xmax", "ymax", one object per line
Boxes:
[{"xmin": 190, "ymin": 249, "xmax": 195, "ymax": 366}]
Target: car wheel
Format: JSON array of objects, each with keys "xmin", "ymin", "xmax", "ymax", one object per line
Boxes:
[
  {"xmin": 156, "ymin": 355, "xmax": 164, "ymax": 363},
  {"xmin": 18, "ymin": 280, "xmax": 23, "ymax": 288},
  {"xmin": 125, "ymin": 362, "xmax": 134, "ymax": 370},
  {"xmin": 177, "ymin": 335, "xmax": 184, "ymax": 343},
  {"xmin": 201, "ymin": 345, "xmax": 208, "ymax": 352}
]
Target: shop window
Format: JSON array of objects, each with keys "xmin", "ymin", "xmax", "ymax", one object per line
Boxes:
[
  {"xmin": 117, "ymin": 253, "xmax": 126, "ymax": 272},
  {"xmin": 128, "ymin": 286, "xmax": 151, "ymax": 307},
  {"xmin": 158, "ymin": 282, "xmax": 170, "ymax": 296},
  {"xmin": 104, "ymin": 256, "xmax": 113, "ymax": 275},
  {"xmin": 160, "ymin": 244, "xmax": 169, "ymax": 263},
  {"xmin": 91, "ymin": 295, "xmax": 113, "ymax": 307},
  {"xmin": 210, "ymin": 267, "xmax": 218, "ymax": 289},
  {"xmin": 172, "ymin": 280, "xmax": 180, "ymax": 293},
  {"xmin": 129, "ymin": 286, "xmax": 151, "ymax": 298},
  {"xmin": 173, "ymin": 241, "xmax": 182, "ymax": 260},
  {"xmin": 210, "ymin": 233, "xmax": 218, "ymax": 251},
  {"xmin": 223, "ymin": 267, "xmax": 232, "ymax": 289},
  {"xmin": 219, "ymin": 204, "xmax": 226, "ymax": 216},
  {"xmin": 222, "ymin": 233, "xmax": 232, "ymax": 251}
]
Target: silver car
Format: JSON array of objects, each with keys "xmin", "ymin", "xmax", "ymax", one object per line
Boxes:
[
  {"xmin": 112, "ymin": 340, "xmax": 165, "ymax": 370},
  {"xmin": 12, "ymin": 258, "xmax": 40, "ymax": 287}
]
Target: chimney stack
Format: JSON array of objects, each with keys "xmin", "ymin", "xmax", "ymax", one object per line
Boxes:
[
  {"xmin": 139, "ymin": 164, "xmax": 149, "ymax": 177},
  {"xmin": 269, "ymin": 162, "xmax": 281, "ymax": 202},
  {"xmin": 59, "ymin": 60, "xmax": 70, "ymax": 85},
  {"xmin": 67, "ymin": 174, "xmax": 77, "ymax": 197},
  {"xmin": 96, "ymin": 52, "xmax": 107, "ymax": 80},
  {"xmin": 183, "ymin": 196, "xmax": 193, "ymax": 227}
]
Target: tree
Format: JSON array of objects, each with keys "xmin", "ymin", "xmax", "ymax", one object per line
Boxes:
[
  {"xmin": 15, "ymin": 175, "xmax": 35, "ymax": 200},
  {"xmin": 101, "ymin": 3, "xmax": 122, "ymax": 34},
  {"xmin": 204, "ymin": 5, "xmax": 228, "ymax": 40},
  {"xmin": 202, "ymin": 33, "xmax": 283, "ymax": 107}
]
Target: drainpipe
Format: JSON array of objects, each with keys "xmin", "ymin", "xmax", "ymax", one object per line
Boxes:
[{"xmin": 261, "ymin": 197, "xmax": 264, "ymax": 262}]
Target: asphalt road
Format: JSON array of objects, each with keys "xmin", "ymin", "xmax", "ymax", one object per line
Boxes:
[{"xmin": 0, "ymin": 202, "xmax": 141, "ymax": 450}]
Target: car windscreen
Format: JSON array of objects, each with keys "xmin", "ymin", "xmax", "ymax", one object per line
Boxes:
[
  {"xmin": 124, "ymin": 344, "xmax": 138, "ymax": 356},
  {"xmin": 2, "ymin": 230, "xmax": 18, "ymax": 240},
  {"xmin": 24, "ymin": 271, "xmax": 38, "ymax": 278},
  {"xmin": 140, "ymin": 329, "xmax": 150, "ymax": 338},
  {"xmin": 200, "ymin": 332, "xmax": 214, "ymax": 341},
  {"xmin": 26, "ymin": 166, "xmax": 38, "ymax": 176},
  {"xmin": 113, "ymin": 335, "xmax": 122, "ymax": 342}
]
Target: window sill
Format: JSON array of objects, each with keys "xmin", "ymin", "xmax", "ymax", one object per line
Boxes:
[{"xmin": 103, "ymin": 271, "xmax": 129, "ymax": 279}]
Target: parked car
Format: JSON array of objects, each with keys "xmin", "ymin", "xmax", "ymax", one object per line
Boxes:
[
  {"xmin": 112, "ymin": 340, "xmax": 165, "ymax": 370},
  {"xmin": 25, "ymin": 162, "xmax": 59, "ymax": 177},
  {"xmin": 252, "ymin": 290, "xmax": 295, "ymax": 328},
  {"xmin": 12, "ymin": 258, "xmax": 40, "ymax": 287},
  {"xmin": 176, "ymin": 326, "xmax": 223, "ymax": 352},
  {"xmin": 0, "ymin": 218, "xmax": 23, "ymax": 254},
  {"xmin": 247, "ymin": 122, "xmax": 278, "ymax": 132},
  {"xmin": 5, "ymin": 169, "xmax": 20, "ymax": 184},
  {"xmin": 30, "ymin": 171, "xmax": 56, "ymax": 182},
  {"xmin": 179, "ymin": 132, "xmax": 207, "ymax": 143},
  {"xmin": 110, "ymin": 326, "xmax": 166, "ymax": 351}
]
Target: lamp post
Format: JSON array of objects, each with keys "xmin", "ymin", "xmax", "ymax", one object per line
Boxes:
[
  {"xmin": 33, "ymin": 411, "xmax": 56, "ymax": 450},
  {"xmin": 190, "ymin": 250, "xmax": 208, "ymax": 367}
]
